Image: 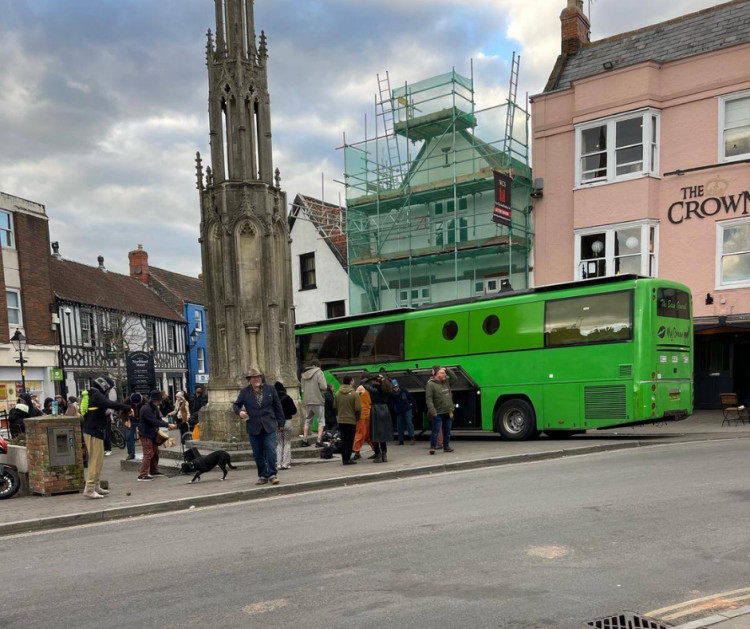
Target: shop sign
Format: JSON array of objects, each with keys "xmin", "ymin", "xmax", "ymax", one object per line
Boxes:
[
  {"xmin": 667, "ymin": 177, "xmax": 750, "ymax": 224},
  {"xmin": 126, "ymin": 351, "xmax": 156, "ymax": 396},
  {"xmin": 491, "ymin": 171, "xmax": 513, "ymax": 227},
  {"xmin": 51, "ymin": 369, "xmax": 63, "ymax": 381}
]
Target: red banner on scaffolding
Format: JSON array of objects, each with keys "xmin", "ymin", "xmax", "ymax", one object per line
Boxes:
[{"xmin": 492, "ymin": 171, "xmax": 512, "ymax": 227}]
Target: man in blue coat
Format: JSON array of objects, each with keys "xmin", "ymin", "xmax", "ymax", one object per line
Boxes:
[{"xmin": 233, "ymin": 368, "xmax": 285, "ymax": 485}]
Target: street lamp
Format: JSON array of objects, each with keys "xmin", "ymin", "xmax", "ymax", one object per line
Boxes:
[
  {"xmin": 10, "ymin": 329, "xmax": 27, "ymax": 394},
  {"xmin": 188, "ymin": 328, "xmax": 200, "ymax": 348}
]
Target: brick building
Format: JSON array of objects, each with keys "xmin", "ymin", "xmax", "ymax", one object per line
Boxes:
[{"xmin": 0, "ymin": 191, "xmax": 57, "ymax": 410}]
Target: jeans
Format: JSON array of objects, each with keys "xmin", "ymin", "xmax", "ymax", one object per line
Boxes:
[
  {"xmin": 430, "ymin": 413, "xmax": 452, "ymax": 449},
  {"xmin": 249, "ymin": 430, "xmax": 278, "ymax": 479},
  {"xmin": 396, "ymin": 410, "xmax": 414, "ymax": 442},
  {"xmin": 125, "ymin": 421, "xmax": 137, "ymax": 457}
]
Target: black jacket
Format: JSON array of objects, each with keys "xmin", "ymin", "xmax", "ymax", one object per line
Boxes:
[
  {"xmin": 324, "ymin": 389, "xmax": 337, "ymax": 425},
  {"xmin": 279, "ymin": 392, "xmax": 298, "ymax": 420},
  {"xmin": 82, "ymin": 388, "xmax": 129, "ymax": 440},
  {"xmin": 189, "ymin": 393, "xmax": 208, "ymax": 415},
  {"xmin": 138, "ymin": 402, "xmax": 171, "ymax": 440}
]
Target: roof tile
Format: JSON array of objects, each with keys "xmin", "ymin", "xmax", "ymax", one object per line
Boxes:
[{"xmin": 51, "ymin": 258, "xmax": 184, "ymax": 322}]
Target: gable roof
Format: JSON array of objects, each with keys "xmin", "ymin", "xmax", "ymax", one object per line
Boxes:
[
  {"xmin": 149, "ymin": 266, "xmax": 205, "ymax": 307},
  {"xmin": 50, "ymin": 257, "xmax": 184, "ymax": 322},
  {"xmin": 290, "ymin": 194, "xmax": 347, "ymax": 267},
  {"xmin": 545, "ymin": 0, "xmax": 750, "ymax": 93}
]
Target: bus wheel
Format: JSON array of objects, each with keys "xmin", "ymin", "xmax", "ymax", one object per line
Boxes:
[{"xmin": 496, "ymin": 399, "xmax": 536, "ymax": 441}]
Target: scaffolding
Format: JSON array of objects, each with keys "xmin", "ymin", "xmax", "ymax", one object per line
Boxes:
[{"xmin": 339, "ymin": 64, "xmax": 532, "ymax": 315}]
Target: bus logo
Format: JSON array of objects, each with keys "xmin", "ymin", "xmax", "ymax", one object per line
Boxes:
[{"xmin": 658, "ymin": 326, "xmax": 690, "ymax": 342}]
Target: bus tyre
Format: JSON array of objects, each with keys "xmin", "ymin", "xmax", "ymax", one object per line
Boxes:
[{"xmin": 496, "ymin": 399, "xmax": 537, "ymax": 441}]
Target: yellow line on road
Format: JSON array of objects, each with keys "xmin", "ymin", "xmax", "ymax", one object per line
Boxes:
[{"xmin": 647, "ymin": 587, "xmax": 750, "ymax": 619}]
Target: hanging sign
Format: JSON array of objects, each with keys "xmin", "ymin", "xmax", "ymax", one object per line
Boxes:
[{"xmin": 492, "ymin": 171, "xmax": 513, "ymax": 227}]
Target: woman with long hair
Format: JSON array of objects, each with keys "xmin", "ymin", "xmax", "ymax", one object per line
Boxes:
[{"xmin": 363, "ymin": 374, "xmax": 393, "ymax": 463}]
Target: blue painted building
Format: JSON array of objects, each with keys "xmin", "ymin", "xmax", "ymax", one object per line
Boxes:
[{"xmin": 128, "ymin": 245, "xmax": 208, "ymax": 396}]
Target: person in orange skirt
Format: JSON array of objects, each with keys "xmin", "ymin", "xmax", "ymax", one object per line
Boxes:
[{"xmin": 351, "ymin": 381, "xmax": 373, "ymax": 460}]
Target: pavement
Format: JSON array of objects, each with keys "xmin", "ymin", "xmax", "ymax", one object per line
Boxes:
[{"xmin": 3, "ymin": 409, "xmax": 750, "ymax": 628}]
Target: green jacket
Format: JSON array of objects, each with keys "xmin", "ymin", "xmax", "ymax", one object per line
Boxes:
[
  {"xmin": 425, "ymin": 377, "xmax": 454, "ymax": 417},
  {"xmin": 334, "ymin": 385, "xmax": 361, "ymax": 425}
]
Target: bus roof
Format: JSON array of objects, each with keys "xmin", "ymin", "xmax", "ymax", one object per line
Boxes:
[{"xmin": 296, "ymin": 274, "xmax": 678, "ymax": 331}]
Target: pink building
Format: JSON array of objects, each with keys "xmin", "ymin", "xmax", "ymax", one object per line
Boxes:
[{"xmin": 531, "ymin": 0, "xmax": 750, "ymax": 408}]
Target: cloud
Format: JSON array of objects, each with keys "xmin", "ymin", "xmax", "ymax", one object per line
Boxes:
[{"xmin": 0, "ymin": 0, "xmax": 729, "ymax": 278}]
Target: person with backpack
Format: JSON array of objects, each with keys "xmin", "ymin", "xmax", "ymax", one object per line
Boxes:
[
  {"xmin": 273, "ymin": 381, "xmax": 298, "ymax": 470},
  {"xmin": 82, "ymin": 376, "xmax": 130, "ymax": 498}
]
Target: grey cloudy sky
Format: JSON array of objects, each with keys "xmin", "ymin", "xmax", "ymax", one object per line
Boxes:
[{"xmin": 0, "ymin": 0, "xmax": 727, "ymax": 276}]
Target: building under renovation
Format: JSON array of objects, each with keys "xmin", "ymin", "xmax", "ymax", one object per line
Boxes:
[{"xmin": 340, "ymin": 66, "xmax": 533, "ymax": 315}]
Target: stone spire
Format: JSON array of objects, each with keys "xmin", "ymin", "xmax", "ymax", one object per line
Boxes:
[
  {"xmin": 196, "ymin": 0, "xmax": 298, "ymax": 442},
  {"xmin": 206, "ymin": 0, "xmax": 271, "ymax": 185}
]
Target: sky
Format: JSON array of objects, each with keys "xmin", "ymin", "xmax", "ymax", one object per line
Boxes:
[{"xmin": 0, "ymin": 0, "xmax": 730, "ymax": 277}]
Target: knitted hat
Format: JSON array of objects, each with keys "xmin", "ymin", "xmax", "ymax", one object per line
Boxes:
[
  {"xmin": 392, "ymin": 379, "xmax": 399, "ymax": 387},
  {"xmin": 130, "ymin": 393, "xmax": 143, "ymax": 404}
]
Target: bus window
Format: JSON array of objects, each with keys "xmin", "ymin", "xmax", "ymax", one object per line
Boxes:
[
  {"xmin": 545, "ymin": 291, "xmax": 633, "ymax": 347},
  {"xmin": 350, "ymin": 321, "xmax": 404, "ymax": 365},
  {"xmin": 656, "ymin": 288, "xmax": 690, "ymax": 320},
  {"xmin": 299, "ymin": 329, "xmax": 349, "ymax": 369}
]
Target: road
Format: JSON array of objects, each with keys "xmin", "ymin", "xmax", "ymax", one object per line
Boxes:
[{"xmin": 3, "ymin": 439, "xmax": 749, "ymax": 629}]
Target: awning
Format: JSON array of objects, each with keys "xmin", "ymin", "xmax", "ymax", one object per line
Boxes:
[{"xmin": 694, "ymin": 315, "xmax": 750, "ymax": 333}]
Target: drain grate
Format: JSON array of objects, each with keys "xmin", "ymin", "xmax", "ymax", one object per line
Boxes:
[{"xmin": 586, "ymin": 611, "xmax": 670, "ymax": 629}]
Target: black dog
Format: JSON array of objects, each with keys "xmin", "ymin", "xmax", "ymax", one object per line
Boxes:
[{"xmin": 181, "ymin": 450, "xmax": 237, "ymax": 483}]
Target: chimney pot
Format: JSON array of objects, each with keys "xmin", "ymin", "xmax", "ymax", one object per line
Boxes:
[{"xmin": 561, "ymin": 0, "xmax": 590, "ymax": 55}]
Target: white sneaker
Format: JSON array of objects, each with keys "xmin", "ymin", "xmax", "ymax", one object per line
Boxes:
[
  {"xmin": 95, "ymin": 485, "xmax": 110, "ymax": 496},
  {"xmin": 104, "ymin": 451, "xmax": 112, "ymax": 456},
  {"xmin": 83, "ymin": 486, "xmax": 103, "ymax": 499}
]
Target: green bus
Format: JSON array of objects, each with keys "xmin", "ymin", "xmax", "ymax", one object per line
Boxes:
[{"xmin": 296, "ymin": 275, "xmax": 692, "ymax": 440}]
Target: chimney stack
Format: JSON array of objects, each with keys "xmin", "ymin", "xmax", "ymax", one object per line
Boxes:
[
  {"xmin": 97, "ymin": 255, "xmax": 106, "ymax": 272},
  {"xmin": 561, "ymin": 0, "xmax": 590, "ymax": 55},
  {"xmin": 128, "ymin": 244, "xmax": 149, "ymax": 285}
]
